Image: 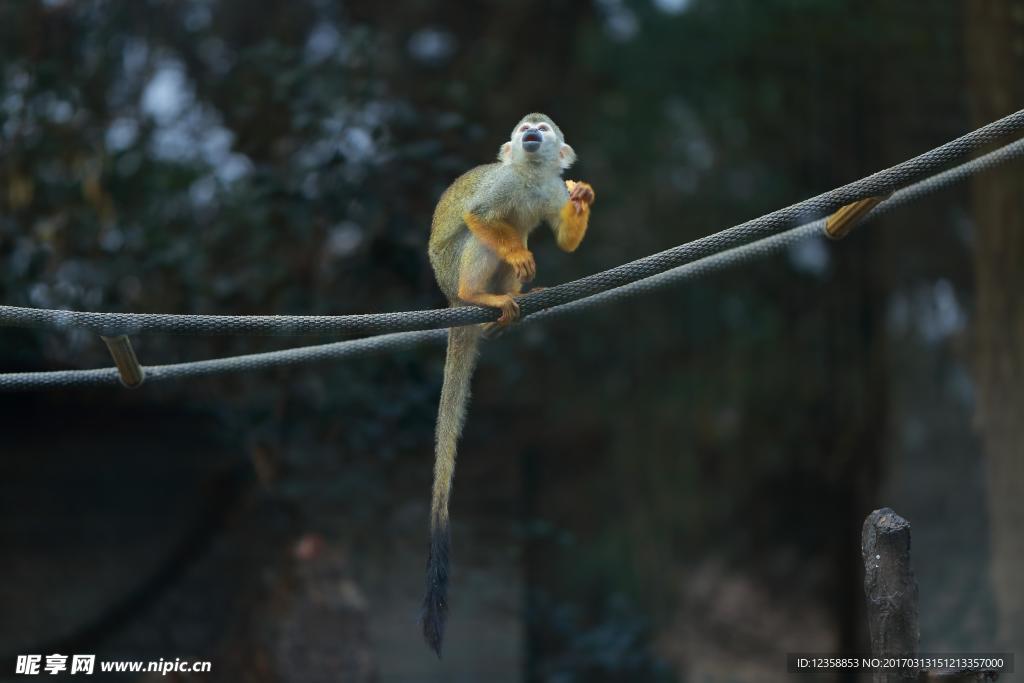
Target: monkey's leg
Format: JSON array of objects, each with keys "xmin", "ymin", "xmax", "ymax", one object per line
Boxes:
[
  {"xmin": 463, "ymin": 212, "xmax": 535, "ymax": 282},
  {"xmin": 482, "ymin": 269, "xmax": 527, "ymax": 338},
  {"xmin": 554, "ymin": 181, "xmax": 595, "ymax": 252},
  {"xmin": 457, "ymin": 240, "xmax": 520, "ymax": 325}
]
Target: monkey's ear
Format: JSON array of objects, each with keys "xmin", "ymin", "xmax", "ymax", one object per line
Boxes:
[
  {"xmin": 498, "ymin": 142, "xmax": 512, "ymax": 164},
  {"xmin": 559, "ymin": 143, "xmax": 577, "ymax": 170}
]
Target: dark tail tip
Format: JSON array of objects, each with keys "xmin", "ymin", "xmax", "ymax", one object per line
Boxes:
[{"xmin": 420, "ymin": 522, "xmax": 451, "ymax": 658}]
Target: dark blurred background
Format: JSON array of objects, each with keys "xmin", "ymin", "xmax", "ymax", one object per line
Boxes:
[{"xmin": 1, "ymin": 1, "xmax": 1022, "ymax": 681}]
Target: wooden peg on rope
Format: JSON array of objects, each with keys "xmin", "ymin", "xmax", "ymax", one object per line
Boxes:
[
  {"xmin": 100, "ymin": 335, "xmax": 146, "ymax": 388},
  {"xmin": 825, "ymin": 193, "xmax": 892, "ymax": 239}
]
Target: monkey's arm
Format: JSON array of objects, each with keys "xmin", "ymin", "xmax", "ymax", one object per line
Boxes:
[
  {"xmin": 463, "ymin": 212, "xmax": 535, "ymax": 281},
  {"xmin": 551, "ymin": 180, "xmax": 595, "ymax": 252}
]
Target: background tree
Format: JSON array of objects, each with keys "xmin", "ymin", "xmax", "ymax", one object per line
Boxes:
[{"xmin": 967, "ymin": 0, "xmax": 1024, "ymax": 653}]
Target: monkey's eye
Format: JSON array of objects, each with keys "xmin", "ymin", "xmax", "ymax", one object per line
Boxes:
[
  {"xmin": 520, "ymin": 125, "xmax": 529, "ymax": 132},
  {"xmin": 538, "ymin": 124, "xmax": 549, "ymax": 132}
]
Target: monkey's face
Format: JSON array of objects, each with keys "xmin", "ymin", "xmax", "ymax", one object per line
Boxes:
[
  {"xmin": 500, "ymin": 114, "xmax": 576, "ymax": 170},
  {"xmin": 516, "ymin": 119, "xmax": 551, "ymax": 153}
]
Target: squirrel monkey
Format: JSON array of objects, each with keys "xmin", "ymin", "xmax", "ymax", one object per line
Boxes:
[{"xmin": 422, "ymin": 113, "xmax": 595, "ymax": 656}]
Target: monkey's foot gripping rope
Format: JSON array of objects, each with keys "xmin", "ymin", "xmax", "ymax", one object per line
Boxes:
[{"xmin": 3, "ymin": 115, "xmax": 1024, "ymax": 390}]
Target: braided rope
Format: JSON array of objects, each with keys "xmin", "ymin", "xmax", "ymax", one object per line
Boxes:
[
  {"xmin": 2, "ymin": 130, "xmax": 1023, "ymax": 390},
  {"xmin": 2, "ymin": 109, "xmax": 1023, "ymax": 338}
]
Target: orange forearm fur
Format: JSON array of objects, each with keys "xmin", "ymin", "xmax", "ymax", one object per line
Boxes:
[
  {"xmin": 463, "ymin": 212, "xmax": 526, "ymax": 259},
  {"xmin": 555, "ymin": 201, "xmax": 590, "ymax": 252}
]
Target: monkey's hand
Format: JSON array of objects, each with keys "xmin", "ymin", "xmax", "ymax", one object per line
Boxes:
[
  {"xmin": 565, "ymin": 180, "xmax": 595, "ymax": 216},
  {"xmin": 505, "ymin": 248, "xmax": 536, "ymax": 283}
]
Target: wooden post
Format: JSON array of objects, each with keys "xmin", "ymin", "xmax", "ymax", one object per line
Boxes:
[
  {"xmin": 862, "ymin": 508, "xmax": 919, "ymax": 682},
  {"xmin": 861, "ymin": 509, "xmax": 1000, "ymax": 682}
]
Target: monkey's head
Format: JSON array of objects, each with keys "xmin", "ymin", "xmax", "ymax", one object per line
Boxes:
[{"xmin": 499, "ymin": 113, "xmax": 576, "ymax": 171}]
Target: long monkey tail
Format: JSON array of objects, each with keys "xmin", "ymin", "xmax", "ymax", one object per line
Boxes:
[{"xmin": 421, "ymin": 323, "xmax": 482, "ymax": 657}]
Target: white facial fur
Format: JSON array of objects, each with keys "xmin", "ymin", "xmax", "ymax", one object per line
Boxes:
[{"xmin": 498, "ymin": 115, "xmax": 576, "ymax": 171}]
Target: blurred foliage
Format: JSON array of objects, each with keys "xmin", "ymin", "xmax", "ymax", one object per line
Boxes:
[{"xmin": 0, "ymin": 0, "xmax": 1004, "ymax": 678}]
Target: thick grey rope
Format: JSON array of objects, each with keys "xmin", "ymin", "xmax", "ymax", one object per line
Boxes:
[
  {"xmin": 542, "ymin": 135, "xmax": 1024, "ymax": 318},
  {"xmin": 0, "ymin": 329, "xmax": 446, "ymax": 390},
  {"xmin": 3, "ymin": 135, "xmax": 1023, "ymax": 391},
  {"xmin": 2, "ymin": 109, "xmax": 1024, "ymax": 338}
]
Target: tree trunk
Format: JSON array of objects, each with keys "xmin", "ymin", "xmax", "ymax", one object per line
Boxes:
[{"xmin": 965, "ymin": 0, "xmax": 1024, "ymax": 650}]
